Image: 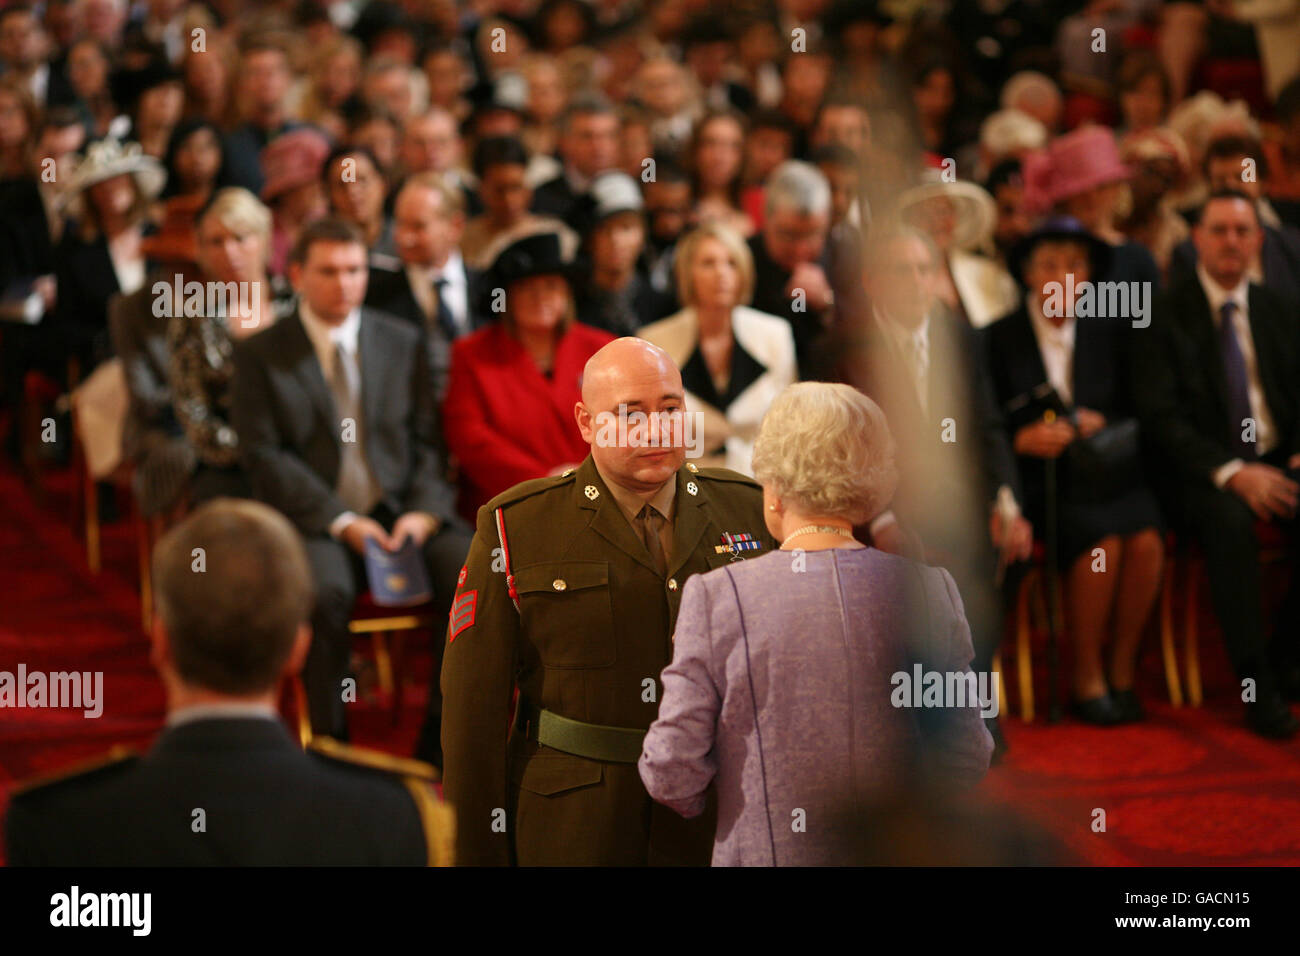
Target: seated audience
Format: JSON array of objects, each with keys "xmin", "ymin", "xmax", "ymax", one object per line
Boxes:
[
  {"xmin": 460, "ymin": 134, "xmax": 574, "ymax": 269},
  {"xmin": 638, "ymin": 223, "xmax": 796, "ymax": 475},
  {"xmin": 1168, "ymin": 135, "xmax": 1300, "ymax": 305},
  {"xmin": 573, "ymin": 171, "xmax": 672, "ymax": 336},
  {"xmin": 232, "ymin": 218, "xmax": 471, "ymax": 745},
  {"xmin": 746, "ymin": 160, "xmax": 838, "ymax": 377},
  {"xmin": 984, "ymin": 218, "xmax": 1166, "ymax": 724},
  {"xmin": 169, "ymin": 187, "xmax": 293, "ymax": 505},
  {"xmin": 442, "ymin": 229, "xmax": 614, "ymax": 521},
  {"xmin": 324, "ymin": 143, "xmax": 397, "ymax": 267},
  {"xmin": 365, "ymin": 172, "xmax": 484, "ymax": 401},
  {"xmin": 51, "ymin": 137, "xmax": 164, "ymax": 377},
  {"xmin": 1134, "ymin": 192, "xmax": 1300, "ymax": 740}
]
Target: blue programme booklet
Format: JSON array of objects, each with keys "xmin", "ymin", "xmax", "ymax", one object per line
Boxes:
[{"xmin": 363, "ymin": 537, "xmax": 432, "ymax": 607}]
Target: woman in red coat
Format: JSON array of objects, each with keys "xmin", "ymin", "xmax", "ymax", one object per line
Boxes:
[{"xmin": 443, "ymin": 229, "xmax": 615, "ymax": 520}]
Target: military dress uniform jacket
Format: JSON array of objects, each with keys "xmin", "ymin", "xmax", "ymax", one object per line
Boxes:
[
  {"xmin": 440, "ymin": 454, "xmax": 775, "ymax": 866},
  {"xmin": 4, "ymin": 718, "xmax": 454, "ymax": 866}
]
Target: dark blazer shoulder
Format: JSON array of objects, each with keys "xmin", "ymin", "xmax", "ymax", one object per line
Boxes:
[{"xmin": 7, "ymin": 746, "xmax": 139, "ymax": 805}]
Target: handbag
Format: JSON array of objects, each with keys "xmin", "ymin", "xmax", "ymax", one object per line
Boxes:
[{"xmin": 1065, "ymin": 418, "xmax": 1143, "ymax": 502}]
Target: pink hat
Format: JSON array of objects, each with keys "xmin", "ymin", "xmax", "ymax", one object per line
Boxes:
[
  {"xmin": 1039, "ymin": 125, "xmax": 1131, "ymax": 205},
  {"xmin": 260, "ymin": 128, "xmax": 332, "ymax": 202}
]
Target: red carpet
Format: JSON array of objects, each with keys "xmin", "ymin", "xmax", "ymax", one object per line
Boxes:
[{"xmin": 2, "ymin": 463, "xmax": 1299, "ymax": 866}]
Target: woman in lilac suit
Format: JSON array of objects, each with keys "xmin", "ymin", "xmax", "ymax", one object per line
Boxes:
[{"xmin": 638, "ymin": 382, "xmax": 994, "ymax": 866}]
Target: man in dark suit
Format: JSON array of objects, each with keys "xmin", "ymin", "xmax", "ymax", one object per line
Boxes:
[
  {"xmin": 0, "ymin": 5, "xmax": 77, "ymax": 109},
  {"xmin": 529, "ymin": 92, "xmax": 621, "ymax": 227},
  {"xmin": 365, "ymin": 171, "xmax": 484, "ymax": 402},
  {"xmin": 810, "ymin": 226, "xmax": 1032, "ymax": 749},
  {"xmin": 232, "ymin": 218, "xmax": 472, "ymax": 747},
  {"xmin": 747, "ymin": 160, "xmax": 840, "ymax": 378},
  {"xmin": 1135, "ymin": 191, "xmax": 1300, "ymax": 739},
  {"xmin": 5, "ymin": 498, "xmax": 453, "ymax": 865},
  {"xmin": 1169, "ymin": 136, "xmax": 1300, "ymax": 308}
]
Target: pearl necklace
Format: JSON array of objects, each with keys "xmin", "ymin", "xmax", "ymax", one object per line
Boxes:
[{"xmin": 782, "ymin": 524, "xmax": 854, "ymax": 543}]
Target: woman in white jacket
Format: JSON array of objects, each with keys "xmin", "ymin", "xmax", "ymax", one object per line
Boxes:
[{"xmin": 637, "ymin": 222, "xmax": 797, "ymax": 475}]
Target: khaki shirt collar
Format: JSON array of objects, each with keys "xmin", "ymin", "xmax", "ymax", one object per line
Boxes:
[{"xmin": 591, "ymin": 455, "xmax": 678, "ymax": 526}]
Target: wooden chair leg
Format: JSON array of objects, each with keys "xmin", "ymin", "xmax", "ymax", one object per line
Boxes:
[
  {"xmin": 136, "ymin": 514, "xmax": 154, "ymax": 634},
  {"xmin": 374, "ymin": 631, "xmax": 394, "ymax": 696},
  {"xmin": 389, "ymin": 629, "xmax": 408, "ymax": 726},
  {"xmin": 1160, "ymin": 555, "xmax": 1183, "ymax": 707},
  {"xmin": 292, "ymin": 675, "xmax": 312, "ymax": 748},
  {"xmin": 992, "ymin": 650, "xmax": 1006, "ymax": 720},
  {"xmin": 1016, "ymin": 570, "xmax": 1035, "ymax": 723},
  {"xmin": 1185, "ymin": 559, "xmax": 1203, "ymax": 707},
  {"xmin": 83, "ymin": 446, "xmax": 100, "ymax": 575}
]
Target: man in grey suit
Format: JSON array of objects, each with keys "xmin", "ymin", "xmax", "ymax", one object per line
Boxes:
[{"xmin": 233, "ymin": 218, "xmax": 471, "ymax": 747}]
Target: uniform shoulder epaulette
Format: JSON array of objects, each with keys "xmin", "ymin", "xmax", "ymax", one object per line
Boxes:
[
  {"xmin": 308, "ymin": 739, "xmax": 455, "ymax": 865},
  {"xmin": 307, "ymin": 736, "xmax": 440, "ymax": 783},
  {"xmin": 690, "ymin": 463, "xmax": 761, "ymax": 487},
  {"xmin": 485, "ymin": 470, "xmax": 577, "ymax": 512},
  {"xmin": 8, "ymin": 745, "xmax": 138, "ymax": 800}
]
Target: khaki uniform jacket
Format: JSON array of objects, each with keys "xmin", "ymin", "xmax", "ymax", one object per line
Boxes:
[{"xmin": 440, "ymin": 454, "xmax": 775, "ymax": 865}]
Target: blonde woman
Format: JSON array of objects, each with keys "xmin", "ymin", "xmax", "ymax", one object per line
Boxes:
[
  {"xmin": 637, "ymin": 222, "xmax": 796, "ymax": 474},
  {"xmin": 640, "ymin": 382, "xmax": 993, "ymax": 866},
  {"xmin": 168, "ymin": 187, "xmax": 293, "ymax": 503}
]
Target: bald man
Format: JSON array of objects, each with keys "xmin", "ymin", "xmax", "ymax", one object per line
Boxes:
[{"xmin": 440, "ymin": 338, "xmax": 776, "ymax": 865}]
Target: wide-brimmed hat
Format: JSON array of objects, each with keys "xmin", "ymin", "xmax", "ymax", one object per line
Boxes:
[
  {"xmin": 1007, "ymin": 215, "xmax": 1112, "ymax": 286},
  {"xmin": 1022, "ymin": 126, "xmax": 1131, "ymax": 215},
  {"xmin": 896, "ymin": 179, "xmax": 998, "ymax": 252},
  {"xmin": 57, "ymin": 138, "xmax": 166, "ymax": 211},
  {"xmin": 481, "ymin": 229, "xmax": 579, "ymax": 314},
  {"xmin": 1120, "ymin": 126, "xmax": 1191, "ymax": 180},
  {"xmin": 261, "ymin": 128, "xmax": 333, "ymax": 202}
]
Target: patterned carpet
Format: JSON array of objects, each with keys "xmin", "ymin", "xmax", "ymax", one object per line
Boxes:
[{"xmin": 2, "ymin": 463, "xmax": 1298, "ymax": 866}]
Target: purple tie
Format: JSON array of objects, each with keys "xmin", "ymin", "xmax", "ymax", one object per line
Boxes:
[{"xmin": 1219, "ymin": 301, "xmax": 1257, "ymax": 460}]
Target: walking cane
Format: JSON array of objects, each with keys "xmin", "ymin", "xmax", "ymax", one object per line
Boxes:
[{"xmin": 1043, "ymin": 410, "xmax": 1063, "ymax": 723}]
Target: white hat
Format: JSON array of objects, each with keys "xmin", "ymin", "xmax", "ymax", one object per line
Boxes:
[
  {"xmin": 588, "ymin": 170, "xmax": 644, "ymax": 222},
  {"xmin": 57, "ymin": 138, "xmax": 166, "ymax": 212},
  {"xmin": 896, "ymin": 179, "xmax": 997, "ymax": 253}
]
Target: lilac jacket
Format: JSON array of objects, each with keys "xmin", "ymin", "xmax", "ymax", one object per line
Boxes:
[{"xmin": 638, "ymin": 547, "xmax": 994, "ymax": 866}]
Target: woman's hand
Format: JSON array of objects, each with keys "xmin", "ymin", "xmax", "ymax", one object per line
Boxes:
[
  {"xmin": 1013, "ymin": 419, "xmax": 1077, "ymax": 458},
  {"xmin": 1074, "ymin": 407, "xmax": 1107, "ymax": 438}
]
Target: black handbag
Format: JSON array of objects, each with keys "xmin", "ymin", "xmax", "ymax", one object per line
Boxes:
[{"xmin": 1065, "ymin": 418, "xmax": 1143, "ymax": 502}]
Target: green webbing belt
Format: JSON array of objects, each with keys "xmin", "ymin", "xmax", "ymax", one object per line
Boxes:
[{"xmin": 520, "ymin": 703, "xmax": 646, "ymax": 764}]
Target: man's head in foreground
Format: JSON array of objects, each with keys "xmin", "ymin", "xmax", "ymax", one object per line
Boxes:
[{"xmin": 150, "ymin": 498, "xmax": 314, "ymax": 712}]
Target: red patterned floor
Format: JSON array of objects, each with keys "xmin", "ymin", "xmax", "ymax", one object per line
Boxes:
[{"xmin": 2, "ymin": 464, "xmax": 1298, "ymax": 865}]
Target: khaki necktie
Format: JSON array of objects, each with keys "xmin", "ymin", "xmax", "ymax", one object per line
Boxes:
[
  {"xmin": 327, "ymin": 340, "xmax": 380, "ymax": 514},
  {"xmin": 636, "ymin": 504, "xmax": 669, "ymax": 577}
]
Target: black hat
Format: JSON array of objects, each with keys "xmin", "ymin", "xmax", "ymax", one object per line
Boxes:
[
  {"xmin": 481, "ymin": 231, "xmax": 576, "ymax": 313},
  {"xmin": 1007, "ymin": 216, "xmax": 1112, "ymax": 287}
]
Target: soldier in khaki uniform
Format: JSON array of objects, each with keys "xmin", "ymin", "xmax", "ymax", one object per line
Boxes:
[{"xmin": 441, "ymin": 338, "xmax": 776, "ymax": 865}]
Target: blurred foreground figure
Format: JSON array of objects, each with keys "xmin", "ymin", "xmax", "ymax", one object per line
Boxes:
[{"xmin": 6, "ymin": 499, "xmax": 452, "ymax": 866}]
